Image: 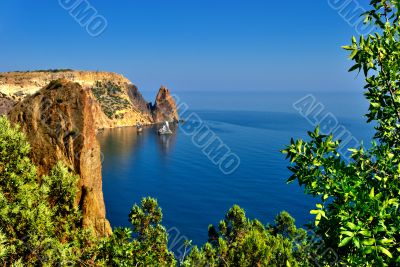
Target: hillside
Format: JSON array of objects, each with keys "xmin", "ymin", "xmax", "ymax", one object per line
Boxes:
[{"xmin": 0, "ymin": 70, "xmax": 179, "ymax": 128}]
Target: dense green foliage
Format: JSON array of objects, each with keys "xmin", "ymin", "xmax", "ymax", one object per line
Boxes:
[
  {"xmin": 282, "ymin": 1, "xmax": 400, "ymax": 266},
  {"xmin": 0, "ymin": 116, "xmax": 96, "ymax": 265},
  {"xmin": 182, "ymin": 207, "xmax": 311, "ymax": 267},
  {"xmin": 96, "ymin": 197, "xmax": 176, "ymax": 266}
]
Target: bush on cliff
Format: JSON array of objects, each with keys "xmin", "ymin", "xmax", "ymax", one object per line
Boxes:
[
  {"xmin": 96, "ymin": 197, "xmax": 176, "ymax": 266},
  {"xmin": 0, "ymin": 116, "xmax": 96, "ymax": 265}
]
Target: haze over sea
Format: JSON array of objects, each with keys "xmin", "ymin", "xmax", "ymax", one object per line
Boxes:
[{"xmin": 98, "ymin": 90, "xmax": 374, "ymax": 247}]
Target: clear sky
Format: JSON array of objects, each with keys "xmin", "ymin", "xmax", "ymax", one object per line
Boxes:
[{"xmin": 0, "ymin": 0, "xmax": 369, "ymax": 92}]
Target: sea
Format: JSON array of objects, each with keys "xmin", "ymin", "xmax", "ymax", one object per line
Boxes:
[{"xmin": 97, "ymin": 91, "xmax": 374, "ymax": 252}]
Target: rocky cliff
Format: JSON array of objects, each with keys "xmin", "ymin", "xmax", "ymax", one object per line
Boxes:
[
  {"xmin": 0, "ymin": 92, "xmax": 15, "ymax": 115},
  {"xmin": 8, "ymin": 79, "xmax": 111, "ymax": 236},
  {"xmin": 3, "ymin": 70, "xmax": 179, "ymax": 236},
  {"xmin": 0, "ymin": 70, "xmax": 179, "ymax": 126}
]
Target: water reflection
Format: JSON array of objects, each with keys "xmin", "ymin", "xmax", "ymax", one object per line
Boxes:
[
  {"xmin": 97, "ymin": 127, "xmax": 144, "ymax": 159},
  {"xmin": 97, "ymin": 125, "xmax": 177, "ymax": 161},
  {"xmin": 156, "ymin": 124, "xmax": 178, "ymax": 155}
]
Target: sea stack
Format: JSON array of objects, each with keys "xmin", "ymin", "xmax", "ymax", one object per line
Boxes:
[{"xmin": 151, "ymin": 86, "xmax": 180, "ymax": 123}]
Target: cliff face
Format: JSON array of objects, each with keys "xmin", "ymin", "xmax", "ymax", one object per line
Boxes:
[
  {"xmin": 8, "ymin": 79, "xmax": 111, "ymax": 236},
  {"xmin": 0, "ymin": 70, "xmax": 177, "ymax": 127},
  {"xmin": 151, "ymin": 86, "xmax": 180, "ymax": 122},
  {"xmin": 0, "ymin": 93, "xmax": 15, "ymax": 115},
  {"xmin": 3, "ymin": 70, "xmax": 180, "ymax": 236}
]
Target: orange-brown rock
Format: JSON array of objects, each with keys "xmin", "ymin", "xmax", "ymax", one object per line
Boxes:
[
  {"xmin": 0, "ymin": 93, "xmax": 15, "ymax": 115},
  {"xmin": 8, "ymin": 79, "xmax": 111, "ymax": 236},
  {"xmin": 151, "ymin": 86, "xmax": 180, "ymax": 122},
  {"xmin": 0, "ymin": 70, "xmax": 178, "ymax": 126}
]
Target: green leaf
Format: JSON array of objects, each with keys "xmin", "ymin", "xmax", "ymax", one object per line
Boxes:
[
  {"xmin": 363, "ymin": 246, "xmax": 374, "ymax": 254},
  {"xmin": 339, "ymin": 237, "xmax": 352, "ymax": 247},
  {"xmin": 346, "ymin": 222, "xmax": 358, "ymax": 230},
  {"xmin": 348, "ymin": 64, "xmax": 360, "ymax": 72},
  {"xmin": 341, "ymin": 231, "xmax": 354, "ymax": 237},
  {"xmin": 353, "ymin": 237, "xmax": 360, "ymax": 248},
  {"xmin": 311, "ymin": 181, "xmax": 317, "ymax": 188},
  {"xmin": 362, "ymin": 238, "xmax": 375, "ymax": 246},
  {"xmin": 310, "ymin": 210, "xmax": 319, "ymax": 215},
  {"xmin": 371, "ymin": 102, "xmax": 380, "ymax": 108},
  {"xmin": 287, "ymin": 174, "xmax": 296, "ymax": 183},
  {"xmin": 379, "ymin": 246, "xmax": 393, "ymax": 258},
  {"xmin": 369, "ymin": 188, "xmax": 375, "ymax": 198},
  {"xmin": 349, "ymin": 49, "xmax": 358, "ymax": 59},
  {"xmin": 359, "ymin": 230, "xmax": 371, "ymax": 237},
  {"xmin": 342, "ymin": 45, "xmax": 354, "ymax": 50},
  {"xmin": 378, "ymin": 238, "xmax": 394, "ymax": 245}
]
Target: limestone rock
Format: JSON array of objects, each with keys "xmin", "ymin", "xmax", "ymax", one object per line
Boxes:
[
  {"xmin": 0, "ymin": 70, "xmax": 178, "ymax": 127},
  {"xmin": 151, "ymin": 86, "xmax": 179, "ymax": 122},
  {"xmin": 8, "ymin": 79, "xmax": 111, "ymax": 236},
  {"xmin": 0, "ymin": 92, "xmax": 15, "ymax": 115}
]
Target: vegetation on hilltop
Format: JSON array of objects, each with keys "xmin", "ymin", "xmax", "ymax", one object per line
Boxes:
[{"xmin": 91, "ymin": 81, "xmax": 131, "ymax": 119}]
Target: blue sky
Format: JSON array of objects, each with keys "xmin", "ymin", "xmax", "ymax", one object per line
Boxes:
[{"xmin": 0, "ymin": 0, "xmax": 369, "ymax": 92}]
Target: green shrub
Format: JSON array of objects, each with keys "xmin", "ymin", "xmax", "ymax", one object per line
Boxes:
[
  {"xmin": 182, "ymin": 206, "xmax": 310, "ymax": 267},
  {"xmin": 0, "ymin": 116, "xmax": 96, "ymax": 265},
  {"xmin": 282, "ymin": 1, "xmax": 400, "ymax": 265},
  {"xmin": 91, "ymin": 81, "xmax": 130, "ymax": 119},
  {"xmin": 96, "ymin": 197, "xmax": 176, "ymax": 266}
]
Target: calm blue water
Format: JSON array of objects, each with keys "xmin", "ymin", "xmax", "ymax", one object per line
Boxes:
[{"xmin": 98, "ymin": 91, "xmax": 374, "ymax": 247}]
